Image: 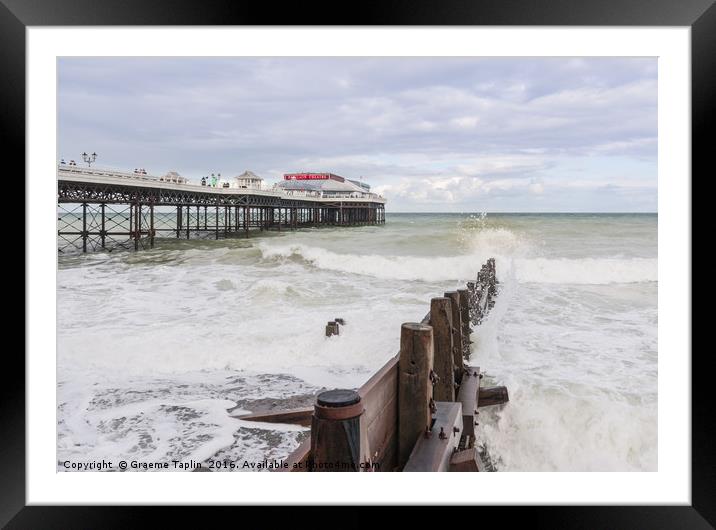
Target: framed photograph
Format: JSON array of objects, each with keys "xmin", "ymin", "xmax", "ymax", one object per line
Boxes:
[{"xmin": 9, "ymin": 0, "xmax": 710, "ymax": 525}]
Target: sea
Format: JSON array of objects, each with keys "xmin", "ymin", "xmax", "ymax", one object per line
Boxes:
[{"xmin": 57, "ymin": 212, "xmax": 657, "ymax": 471}]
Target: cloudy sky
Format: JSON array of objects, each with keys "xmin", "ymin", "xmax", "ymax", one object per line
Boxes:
[{"xmin": 58, "ymin": 57, "xmax": 657, "ymax": 212}]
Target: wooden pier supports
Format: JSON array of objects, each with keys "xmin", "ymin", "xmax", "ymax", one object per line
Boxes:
[
  {"xmin": 398, "ymin": 322, "xmax": 434, "ymax": 469},
  {"xmin": 310, "ymin": 389, "xmax": 364, "ymax": 471}
]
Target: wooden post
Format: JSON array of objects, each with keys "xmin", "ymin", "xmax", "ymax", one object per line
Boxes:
[
  {"xmin": 444, "ymin": 291, "xmax": 463, "ymax": 382},
  {"xmin": 325, "ymin": 321, "xmax": 339, "ymax": 337},
  {"xmin": 478, "ymin": 386, "xmax": 510, "ymax": 408},
  {"xmin": 457, "ymin": 289, "xmax": 472, "ymax": 360},
  {"xmin": 310, "ymin": 389, "xmax": 363, "ymax": 472},
  {"xmin": 398, "ymin": 322, "xmax": 434, "ymax": 469},
  {"xmin": 430, "ymin": 298, "xmax": 454, "ymax": 402}
]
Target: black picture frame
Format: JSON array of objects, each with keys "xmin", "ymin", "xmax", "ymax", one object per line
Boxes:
[{"xmin": 5, "ymin": 0, "xmax": 710, "ymax": 526}]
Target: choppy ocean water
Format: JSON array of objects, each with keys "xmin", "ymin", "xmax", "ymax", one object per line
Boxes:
[{"xmin": 57, "ymin": 212, "xmax": 657, "ymax": 471}]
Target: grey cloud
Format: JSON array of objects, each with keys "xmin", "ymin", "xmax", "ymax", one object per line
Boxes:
[{"xmin": 58, "ymin": 57, "xmax": 657, "ymax": 211}]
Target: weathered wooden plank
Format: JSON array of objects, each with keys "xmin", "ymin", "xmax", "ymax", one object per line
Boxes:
[
  {"xmin": 403, "ymin": 401, "xmax": 463, "ymax": 472},
  {"xmin": 233, "ymin": 407, "xmax": 313, "ymax": 427},
  {"xmin": 430, "ymin": 297, "xmax": 455, "ymax": 402},
  {"xmin": 450, "ymin": 446, "xmax": 484, "ymax": 472},
  {"xmin": 357, "ymin": 353, "xmax": 398, "ymax": 468},
  {"xmin": 362, "ymin": 389, "xmax": 398, "ymax": 469},
  {"xmin": 444, "ymin": 291, "xmax": 464, "ymax": 379},
  {"xmin": 398, "ymin": 322, "xmax": 434, "ymax": 469},
  {"xmin": 457, "ymin": 289, "xmax": 472, "ymax": 360},
  {"xmin": 457, "ymin": 366, "xmax": 481, "ymax": 439}
]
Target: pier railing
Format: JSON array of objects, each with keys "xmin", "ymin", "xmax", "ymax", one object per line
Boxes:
[{"xmin": 237, "ymin": 258, "xmax": 509, "ymax": 472}]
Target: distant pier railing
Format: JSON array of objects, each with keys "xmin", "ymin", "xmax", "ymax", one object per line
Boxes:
[
  {"xmin": 57, "ymin": 166, "xmax": 386, "ymax": 253},
  {"xmin": 237, "ymin": 258, "xmax": 509, "ymax": 472}
]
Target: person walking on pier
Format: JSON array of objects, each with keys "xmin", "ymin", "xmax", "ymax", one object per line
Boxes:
[{"xmin": 201, "ymin": 176, "xmax": 206, "ymax": 186}]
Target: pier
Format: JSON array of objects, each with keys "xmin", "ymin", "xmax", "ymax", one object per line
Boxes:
[
  {"xmin": 237, "ymin": 259, "xmax": 509, "ymax": 472},
  {"xmin": 57, "ymin": 165, "xmax": 386, "ymax": 253}
]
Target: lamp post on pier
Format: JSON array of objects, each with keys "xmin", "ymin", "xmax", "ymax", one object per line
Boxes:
[{"xmin": 82, "ymin": 152, "xmax": 97, "ymax": 167}]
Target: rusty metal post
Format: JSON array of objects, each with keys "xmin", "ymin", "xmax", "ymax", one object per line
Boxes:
[
  {"xmin": 215, "ymin": 202, "xmax": 219, "ymax": 240},
  {"xmin": 309, "ymin": 389, "xmax": 363, "ymax": 472},
  {"xmin": 129, "ymin": 203, "xmax": 134, "ymax": 243},
  {"xmin": 100, "ymin": 203, "xmax": 106, "ymax": 249},
  {"xmin": 149, "ymin": 202, "xmax": 155, "ymax": 248},
  {"xmin": 398, "ymin": 322, "xmax": 434, "ymax": 469},
  {"xmin": 81, "ymin": 202, "xmax": 87, "ymax": 253},
  {"xmin": 244, "ymin": 206, "xmax": 249, "ymax": 237},
  {"xmin": 135, "ymin": 202, "xmax": 141, "ymax": 251}
]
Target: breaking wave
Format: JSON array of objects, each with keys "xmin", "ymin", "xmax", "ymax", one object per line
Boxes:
[{"xmin": 258, "ymin": 242, "xmax": 657, "ymax": 284}]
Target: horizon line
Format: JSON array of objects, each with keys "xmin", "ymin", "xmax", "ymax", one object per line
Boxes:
[{"xmin": 384, "ymin": 211, "xmax": 658, "ymax": 214}]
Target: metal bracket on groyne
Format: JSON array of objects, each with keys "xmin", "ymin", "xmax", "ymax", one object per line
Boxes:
[{"xmin": 237, "ymin": 258, "xmax": 509, "ymax": 472}]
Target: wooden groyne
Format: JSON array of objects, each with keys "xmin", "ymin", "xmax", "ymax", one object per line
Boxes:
[{"xmin": 238, "ymin": 258, "xmax": 509, "ymax": 472}]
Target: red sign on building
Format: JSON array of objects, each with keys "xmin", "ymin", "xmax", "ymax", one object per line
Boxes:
[{"xmin": 284, "ymin": 173, "xmax": 331, "ymax": 181}]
